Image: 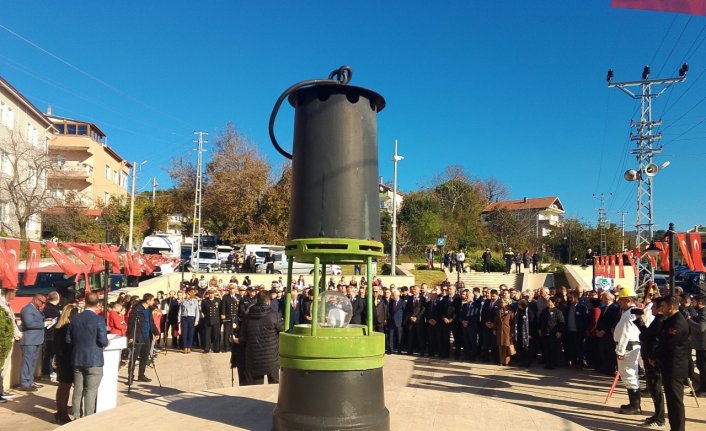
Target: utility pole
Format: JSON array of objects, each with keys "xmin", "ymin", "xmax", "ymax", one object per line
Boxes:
[
  {"xmin": 617, "ymin": 211, "xmax": 628, "ymax": 252},
  {"xmin": 391, "ymin": 139, "xmax": 403, "ymax": 276},
  {"xmin": 593, "ymin": 193, "xmax": 611, "ymax": 256},
  {"xmin": 608, "ymin": 63, "xmax": 687, "ymax": 292},
  {"xmin": 192, "ymin": 131, "xmax": 208, "ymax": 253},
  {"xmin": 152, "ymin": 177, "xmax": 158, "ymax": 202},
  {"xmin": 128, "ymin": 160, "xmax": 147, "ymax": 251}
]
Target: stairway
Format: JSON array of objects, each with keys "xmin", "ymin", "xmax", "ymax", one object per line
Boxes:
[{"xmin": 449, "ymin": 271, "xmax": 524, "ymax": 291}]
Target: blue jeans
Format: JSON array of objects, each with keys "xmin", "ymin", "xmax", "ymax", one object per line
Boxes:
[
  {"xmin": 20, "ymin": 344, "xmax": 41, "ymax": 387},
  {"xmin": 181, "ymin": 316, "xmax": 196, "ymax": 348},
  {"xmin": 73, "ymin": 366, "xmax": 103, "ymax": 418}
]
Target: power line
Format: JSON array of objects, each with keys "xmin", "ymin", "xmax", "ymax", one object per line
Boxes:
[{"xmin": 0, "ymin": 22, "xmax": 191, "ymax": 128}]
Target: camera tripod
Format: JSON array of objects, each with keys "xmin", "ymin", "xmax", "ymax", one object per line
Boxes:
[{"xmin": 126, "ymin": 323, "xmax": 163, "ymax": 394}]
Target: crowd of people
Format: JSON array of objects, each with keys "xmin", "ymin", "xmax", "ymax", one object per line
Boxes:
[{"xmin": 1, "ymin": 270, "xmax": 703, "ymax": 430}]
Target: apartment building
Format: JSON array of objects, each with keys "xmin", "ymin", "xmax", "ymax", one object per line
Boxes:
[
  {"xmin": 46, "ymin": 112, "xmax": 130, "ymax": 208},
  {"xmin": 0, "ymin": 75, "xmax": 55, "ymax": 240},
  {"xmin": 481, "ymin": 196, "xmax": 565, "ymax": 238}
]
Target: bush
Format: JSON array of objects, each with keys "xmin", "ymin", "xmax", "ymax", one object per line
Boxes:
[
  {"xmin": 468, "ymin": 257, "xmax": 506, "ymax": 272},
  {"xmin": 415, "ymin": 263, "xmax": 429, "ymax": 270}
]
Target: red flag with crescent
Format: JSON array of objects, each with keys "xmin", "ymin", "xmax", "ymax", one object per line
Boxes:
[
  {"xmin": 4, "ymin": 239, "xmax": 20, "ymax": 288},
  {"xmin": 618, "ymin": 254, "xmax": 625, "ymax": 278},
  {"xmin": 626, "ymin": 251, "xmax": 637, "ymax": 276},
  {"xmin": 688, "ymin": 233, "xmax": 706, "ymax": 271},
  {"xmin": 24, "ymin": 241, "xmax": 42, "ymax": 286},
  {"xmin": 45, "ymin": 242, "xmax": 81, "ymax": 277},
  {"xmin": 612, "ymin": 0, "xmax": 706, "ymax": 15},
  {"xmin": 657, "ymin": 241, "xmax": 670, "ymax": 271},
  {"xmin": 62, "ymin": 243, "xmax": 103, "ymax": 273},
  {"xmin": 0, "ymin": 240, "xmax": 19, "ymax": 288},
  {"xmin": 677, "ymin": 233, "xmax": 695, "ymax": 270}
]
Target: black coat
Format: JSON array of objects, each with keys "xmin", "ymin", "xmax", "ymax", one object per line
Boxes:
[
  {"xmin": 597, "ymin": 302, "xmax": 621, "ymax": 332},
  {"xmin": 239, "ymin": 303, "xmax": 283, "ymax": 376},
  {"xmin": 220, "ymin": 294, "xmax": 240, "ymax": 321},
  {"xmin": 127, "ymin": 304, "xmax": 159, "ymax": 343},
  {"xmin": 201, "ymin": 297, "xmax": 221, "ymax": 326},
  {"xmin": 637, "ymin": 314, "xmax": 663, "ymax": 361},
  {"xmin": 539, "ymin": 307, "xmax": 565, "ymax": 337},
  {"xmin": 406, "ymin": 295, "xmax": 426, "ymax": 325},
  {"xmin": 654, "ymin": 311, "xmax": 690, "ymax": 379},
  {"xmin": 349, "ymin": 296, "xmax": 365, "ymax": 325}
]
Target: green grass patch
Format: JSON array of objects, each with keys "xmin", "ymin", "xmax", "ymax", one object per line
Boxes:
[{"xmin": 410, "ymin": 269, "xmax": 448, "ymax": 287}]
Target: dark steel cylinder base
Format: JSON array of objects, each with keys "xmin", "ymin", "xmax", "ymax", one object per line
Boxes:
[{"xmin": 272, "ymin": 367, "xmax": 390, "ymax": 431}]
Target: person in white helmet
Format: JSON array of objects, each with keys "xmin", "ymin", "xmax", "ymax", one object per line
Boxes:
[{"xmin": 613, "ymin": 285, "xmax": 642, "ymax": 414}]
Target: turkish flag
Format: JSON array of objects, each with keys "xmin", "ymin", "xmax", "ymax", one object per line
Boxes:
[
  {"xmin": 688, "ymin": 233, "xmax": 706, "ymax": 271},
  {"xmin": 0, "ymin": 240, "xmax": 19, "ymax": 289},
  {"xmin": 62, "ymin": 243, "xmax": 103, "ymax": 273},
  {"xmin": 618, "ymin": 254, "xmax": 625, "ymax": 278},
  {"xmin": 626, "ymin": 251, "xmax": 637, "ymax": 276},
  {"xmin": 609, "ymin": 255, "xmax": 616, "ymax": 278},
  {"xmin": 24, "ymin": 241, "xmax": 42, "ymax": 286},
  {"xmin": 46, "ymin": 242, "xmax": 81, "ymax": 277},
  {"xmin": 612, "ymin": 0, "xmax": 706, "ymax": 16},
  {"xmin": 4, "ymin": 239, "xmax": 20, "ymax": 288},
  {"xmin": 677, "ymin": 233, "xmax": 695, "ymax": 270},
  {"xmin": 657, "ymin": 241, "xmax": 670, "ymax": 271}
]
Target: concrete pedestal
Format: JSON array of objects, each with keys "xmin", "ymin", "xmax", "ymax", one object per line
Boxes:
[{"xmin": 96, "ymin": 335, "xmax": 126, "ymax": 413}]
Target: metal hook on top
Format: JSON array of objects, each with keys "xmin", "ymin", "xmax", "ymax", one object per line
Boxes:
[{"xmin": 328, "ymin": 66, "xmax": 352, "ymax": 85}]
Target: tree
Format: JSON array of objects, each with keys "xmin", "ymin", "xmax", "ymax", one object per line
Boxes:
[
  {"xmin": 246, "ymin": 164, "xmax": 292, "ymax": 244},
  {"xmin": 41, "ymin": 192, "xmax": 105, "ymax": 242},
  {"xmin": 0, "ymin": 130, "xmax": 53, "ymax": 239},
  {"xmin": 476, "ymin": 177, "xmax": 510, "ymax": 203}
]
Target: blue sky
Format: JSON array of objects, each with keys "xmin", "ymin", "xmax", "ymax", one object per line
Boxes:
[{"xmin": 1, "ymin": 1, "xmax": 704, "ymax": 232}]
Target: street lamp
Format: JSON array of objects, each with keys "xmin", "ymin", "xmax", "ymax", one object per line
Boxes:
[
  {"xmin": 391, "ymin": 139, "xmax": 403, "ymax": 276},
  {"xmin": 128, "ymin": 160, "xmax": 147, "ymax": 251}
]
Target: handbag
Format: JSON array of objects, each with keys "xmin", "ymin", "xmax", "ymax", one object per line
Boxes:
[{"xmin": 508, "ymin": 344, "xmax": 516, "ymax": 356}]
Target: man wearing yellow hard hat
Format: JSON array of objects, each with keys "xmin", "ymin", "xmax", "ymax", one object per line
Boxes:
[{"xmin": 613, "ymin": 284, "xmax": 642, "ymax": 414}]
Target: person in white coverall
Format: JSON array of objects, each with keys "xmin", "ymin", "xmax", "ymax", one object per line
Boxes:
[{"xmin": 613, "ymin": 285, "xmax": 642, "ymax": 414}]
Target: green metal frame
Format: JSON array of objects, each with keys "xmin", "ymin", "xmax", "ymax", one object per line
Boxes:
[{"xmin": 280, "ymin": 238, "xmax": 384, "ymax": 371}]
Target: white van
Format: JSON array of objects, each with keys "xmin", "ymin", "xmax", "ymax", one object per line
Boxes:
[
  {"xmin": 216, "ymin": 245, "xmax": 234, "ymax": 263},
  {"xmin": 141, "ymin": 234, "xmax": 182, "ymax": 258},
  {"xmin": 256, "ymin": 250, "xmax": 342, "ymax": 275},
  {"xmin": 242, "ymin": 244, "xmax": 285, "ymax": 266},
  {"xmin": 189, "ymin": 249, "xmax": 220, "ymax": 272}
]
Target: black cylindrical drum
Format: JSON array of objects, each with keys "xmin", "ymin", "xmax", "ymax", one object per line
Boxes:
[{"xmin": 287, "ymin": 84, "xmax": 385, "ymax": 242}]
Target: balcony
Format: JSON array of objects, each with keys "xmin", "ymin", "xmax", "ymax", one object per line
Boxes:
[{"xmin": 48, "ymin": 162, "xmax": 94, "ymax": 182}]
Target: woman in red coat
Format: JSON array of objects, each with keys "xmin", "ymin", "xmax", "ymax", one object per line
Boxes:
[{"xmin": 107, "ymin": 302, "xmax": 127, "ymax": 336}]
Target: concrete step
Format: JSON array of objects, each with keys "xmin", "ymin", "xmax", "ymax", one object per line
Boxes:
[{"xmin": 453, "ymin": 272, "xmax": 523, "ymax": 290}]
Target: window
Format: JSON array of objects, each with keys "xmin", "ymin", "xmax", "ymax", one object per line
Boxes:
[
  {"xmin": 27, "ymin": 214, "xmax": 39, "ymax": 232},
  {"xmin": 0, "ymin": 202, "xmax": 9, "ymax": 224},
  {"xmin": 55, "ymin": 123, "xmax": 65, "ymax": 134},
  {"xmin": 26, "ymin": 123, "xmax": 38, "ymax": 146},
  {"xmin": 77, "ymin": 125, "xmax": 87, "ymax": 135},
  {"xmin": 1, "ymin": 151, "xmax": 11, "ymax": 175},
  {"xmin": 27, "ymin": 168, "xmax": 37, "ymax": 187},
  {"xmin": 0, "ymin": 202, "xmax": 8, "ymax": 223},
  {"xmin": 105, "ymin": 164, "xmax": 110, "ymax": 179},
  {"xmin": 52, "ymin": 187, "xmax": 65, "ymax": 199},
  {"xmin": 1, "ymin": 104, "xmax": 14, "ymax": 130},
  {"xmin": 113, "ymin": 169, "xmax": 118, "ymax": 184},
  {"xmin": 67, "ymin": 124, "xmax": 76, "ymax": 134},
  {"xmin": 104, "ymin": 192, "xmax": 110, "ymax": 206},
  {"xmin": 121, "ymin": 172, "xmax": 128, "ymax": 189}
]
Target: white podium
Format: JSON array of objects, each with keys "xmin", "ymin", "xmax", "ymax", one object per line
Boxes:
[{"xmin": 96, "ymin": 334, "xmax": 127, "ymax": 413}]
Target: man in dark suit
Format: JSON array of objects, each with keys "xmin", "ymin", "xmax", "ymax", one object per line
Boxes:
[
  {"xmin": 67, "ymin": 293, "xmax": 109, "ymax": 418},
  {"xmin": 462, "ymin": 287, "xmax": 483, "ymax": 361},
  {"xmin": 372, "ymin": 285, "xmax": 387, "ymax": 334},
  {"xmin": 220, "ymin": 286, "xmax": 239, "ymax": 350},
  {"xmin": 127, "ymin": 294, "xmax": 159, "ymax": 384},
  {"xmin": 480, "ymin": 289, "xmax": 499, "ymax": 363},
  {"xmin": 18, "ymin": 294, "xmax": 48, "ymax": 391},
  {"xmin": 651, "ymin": 295, "xmax": 690, "ymax": 431},
  {"xmin": 426, "ymin": 289, "xmax": 441, "ymax": 356},
  {"xmin": 387, "ymin": 289, "xmax": 405, "ymax": 353},
  {"xmin": 347, "ymin": 285, "xmax": 364, "ymax": 325},
  {"xmin": 201, "ymin": 289, "xmax": 221, "ymax": 353},
  {"xmin": 287, "ymin": 289, "xmax": 302, "ymax": 331},
  {"xmin": 406, "ymin": 284, "xmax": 426, "ymax": 355}
]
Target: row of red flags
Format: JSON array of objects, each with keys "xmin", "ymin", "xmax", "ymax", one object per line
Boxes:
[
  {"xmin": 594, "ymin": 232, "xmax": 706, "ymax": 278},
  {"xmin": 0, "ymin": 239, "xmax": 181, "ymax": 290}
]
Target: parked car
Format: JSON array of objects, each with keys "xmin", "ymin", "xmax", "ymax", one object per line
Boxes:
[
  {"xmin": 256, "ymin": 251, "xmax": 342, "ymax": 275},
  {"xmin": 189, "ymin": 250, "xmax": 220, "ymax": 272}
]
